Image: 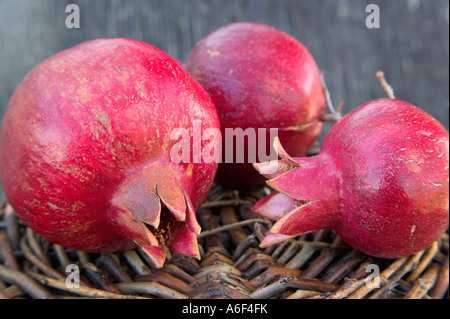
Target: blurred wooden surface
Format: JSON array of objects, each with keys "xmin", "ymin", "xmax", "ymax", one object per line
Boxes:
[{"xmin": 0, "ymin": 0, "xmax": 449, "ymax": 201}]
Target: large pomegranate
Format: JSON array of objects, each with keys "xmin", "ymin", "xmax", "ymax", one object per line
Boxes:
[
  {"xmin": 185, "ymin": 22, "xmax": 326, "ymax": 187},
  {"xmin": 253, "ymin": 99, "xmax": 449, "ymax": 258},
  {"xmin": 0, "ymin": 38, "xmax": 221, "ymax": 268}
]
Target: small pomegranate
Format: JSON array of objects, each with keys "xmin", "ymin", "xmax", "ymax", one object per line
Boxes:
[
  {"xmin": 185, "ymin": 22, "xmax": 326, "ymax": 187},
  {"xmin": 253, "ymin": 98, "xmax": 449, "ymax": 258},
  {"xmin": 0, "ymin": 38, "xmax": 221, "ymax": 268}
]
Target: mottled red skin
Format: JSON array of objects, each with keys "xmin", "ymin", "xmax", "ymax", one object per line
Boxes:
[
  {"xmin": 0, "ymin": 38, "xmax": 220, "ymax": 262},
  {"xmin": 185, "ymin": 22, "xmax": 326, "ymax": 187},
  {"xmin": 254, "ymin": 99, "xmax": 449, "ymax": 258}
]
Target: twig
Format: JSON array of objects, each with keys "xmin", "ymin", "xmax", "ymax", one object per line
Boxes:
[
  {"xmin": 25, "ymin": 266, "xmax": 148, "ymax": 299},
  {"xmin": 156, "ymin": 263, "xmax": 197, "ymax": 284},
  {"xmin": 20, "ymin": 237, "xmax": 65, "ymax": 280},
  {"xmin": 376, "ymin": 71, "xmax": 396, "ymax": 99},
  {"xmin": 320, "ymin": 71, "xmax": 343, "ymax": 122},
  {"xmin": 115, "ymin": 281, "xmax": 188, "ymax": 299},
  {"xmin": 53, "ymin": 244, "xmax": 72, "ymax": 268},
  {"xmin": 135, "ymin": 271, "xmax": 195, "ymax": 294},
  {"xmin": 122, "ymin": 250, "xmax": 152, "ymax": 276},
  {"xmin": 3, "ymin": 204, "xmax": 20, "ymax": 251},
  {"xmin": 430, "ymin": 254, "xmax": 449, "ymax": 299},
  {"xmin": 321, "ymin": 250, "xmax": 365, "ymax": 284},
  {"xmin": 352, "ymin": 258, "xmax": 409, "ymax": 299},
  {"xmin": 76, "ymin": 251, "xmax": 91, "ymax": 265},
  {"xmin": 300, "ymin": 247, "xmax": 349, "ymax": 279},
  {"xmin": 82, "ymin": 262, "xmax": 122, "ymax": 294},
  {"xmin": 197, "ymin": 218, "xmax": 271, "ymax": 239},
  {"xmin": 336, "ymin": 100, "xmax": 344, "ymax": 113},
  {"xmin": 368, "ymin": 249, "xmax": 425, "ymax": 299},
  {"xmin": 406, "ymin": 241, "xmax": 439, "ymax": 283},
  {"xmin": 287, "ymin": 289, "xmax": 322, "ymax": 299},
  {"xmin": 217, "ymin": 271, "xmax": 254, "ymax": 295},
  {"xmin": 0, "ymin": 230, "xmax": 20, "ymax": 271},
  {"xmin": 405, "ymin": 263, "xmax": 440, "ymax": 299},
  {"xmin": 97, "ymin": 253, "xmax": 133, "ymax": 283},
  {"xmin": 284, "ymin": 241, "xmax": 330, "ymax": 270},
  {"xmin": 26, "ymin": 228, "xmax": 51, "ymax": 265},
  {"xmin": 0, "ymin": 264, "xmax": 53, "ymax": 299},
  {"xmin": 221, "ymin": 206, "xmax": 248, "ymax": 246},
  {"xmin": 249, "ymin": 276, "xmax": 338, "ymax": 299}
]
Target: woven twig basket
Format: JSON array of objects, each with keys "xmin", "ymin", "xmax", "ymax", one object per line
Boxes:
[{"xmin": 0, "ymin": 184, "xmax": 448, "ymax": 299}]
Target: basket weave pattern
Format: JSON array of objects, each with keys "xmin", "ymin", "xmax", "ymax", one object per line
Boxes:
[{"xmin": 0, "ymin": 185, "xmax": 448, "ymax": 299}]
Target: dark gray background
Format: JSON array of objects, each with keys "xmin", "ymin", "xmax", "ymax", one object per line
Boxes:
[{"xmin": 0, "ymin": 0, "xmax": 449, "ymax": 201}]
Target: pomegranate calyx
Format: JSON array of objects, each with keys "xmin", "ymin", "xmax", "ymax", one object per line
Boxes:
[
  {"xmin": 259, "ymin": 233, "xmax": 295, "ymax": 248},
  {"xmin": 140, "ymin": 244, "xmax": 166, "ymax": 269},
  {"xmin": 273, "ymin": 136, "xmax": 303, "ymax": 168},
  {"xmin": 156, "ymin": 181, "xmax": 187, "ymax": 222},
  {"xmin": 111, "ymin": 161, "xmax": 202, "ymax": 265},
  {"xmin": 264, "ymin": 154, "xmax": 340, "ymax": 203},
  {"xmin": 252, "ymin": 160, "xmax": 296, "ymax": 180},
  {"xmin": 252, "ymin": 192, "xmax": 305, "ymax": 221},
  {"xmin": 262, "ymin": 199, "xmax": 338, "ymax": 246},
  {"xmin": 252, "ymin": 140, "xmax": 341, "ymax": 248}
]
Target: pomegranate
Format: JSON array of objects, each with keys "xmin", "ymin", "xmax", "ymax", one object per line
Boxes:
[
  {"xmin": 0, "ymin": 38, "xmax": 221, "ymax": 268},
  {"xmin": 185, "ymin": 22, "xmax": 326, "ymax": 187},
  {"xmin": 253, "ymin": 98, "xmax": 449, "ymax": 258}
]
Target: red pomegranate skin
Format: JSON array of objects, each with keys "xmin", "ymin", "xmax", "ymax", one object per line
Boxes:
[
  {"xmin": 0, "ymin": 38, "xmax": 221, "ymax": 267},
  {"xmin": 253, "ymin": 99, "xmax": 449, "ymax": 258},
  {"xmin": 185, "ymin": 22, "xmax": 326, "ymax": 187}
]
